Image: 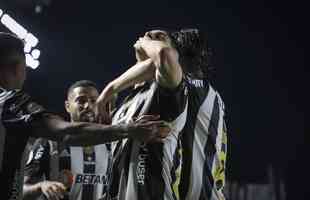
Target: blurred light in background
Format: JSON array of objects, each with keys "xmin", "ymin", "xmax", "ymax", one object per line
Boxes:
[
  {"xmin": 31, "ymin": 49, "xmax": 40, "ymax": 59},
  {"xmin": 0, "ymin": 8, "xmax": 40, "ymax": 69},
  {"xmin": 26, "ymin": 53, "xmax": 40, "ymax": 69}
]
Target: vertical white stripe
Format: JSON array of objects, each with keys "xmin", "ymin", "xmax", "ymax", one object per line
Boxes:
[
  {"xmin": 210, "ymin": 94, "xmax": 226, "ymax": 200},
  {"xmin": 185, "ymin": 86, "xmax": 217, "ymax": 200},
  {"xmin": 69, "ymin": 147, "xmax": 83, "ymax": 200},
  {"xmin": 163, "ymin": 100, "xmax": 188, "ymax": 200},
  {"xmin": 94, "ymin": 144, "xmax": 108, "ymax": 200}
]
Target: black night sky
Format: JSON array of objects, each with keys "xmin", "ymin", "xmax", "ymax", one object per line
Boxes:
[{"xmin": 1, "ymin": 0, "xmax": 309, "ymax": 198}]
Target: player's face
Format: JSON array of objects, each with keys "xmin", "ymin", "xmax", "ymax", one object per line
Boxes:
[
  {"xmin": 16, "ymin": 57, "xmax": 26, "ymax": 89},
  {"xmin": 9, "ymin": 55, "xmax": 26, "ymax": 89},
  {"xmin": 66, "ymin": 86, "xmax": 99, "ymax": 123}
]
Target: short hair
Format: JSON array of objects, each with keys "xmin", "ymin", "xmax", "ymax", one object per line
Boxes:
[
  {"xmin": 0, "ymin": 32, "xmax": 25, "ymax": 67},
  {"xmin": 168, "ymin": 29, "xmax": 212, "ymax": 78},
  {"xmin": 67, "ymin": 80, "xmax": 98, "ymax": 98}
]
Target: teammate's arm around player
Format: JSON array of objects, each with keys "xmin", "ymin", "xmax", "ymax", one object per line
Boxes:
[{"xmin": 31, "ymin": 114, "xmax": 165, "ymax": 146}]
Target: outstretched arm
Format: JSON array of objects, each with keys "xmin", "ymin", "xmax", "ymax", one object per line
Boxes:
[
  {"xmin": 31, "ymin": 115, "xmax": 167, "ymax": 146},
  {"xmin": 97, "ymin": 58, "xmax": 155, "ymax": 105}
]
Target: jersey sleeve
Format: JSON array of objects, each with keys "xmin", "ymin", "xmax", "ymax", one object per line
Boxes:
[
  {"xmin": 2, "ymin": 90, "xmax": 47, "ymax": 137},
  {"xmin": 151, "ymin": 79, "xmax": 188, "ymax": 122}
]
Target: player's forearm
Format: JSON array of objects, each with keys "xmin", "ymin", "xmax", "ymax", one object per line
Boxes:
[
  {"xmin": 139, "ymin": 41, "xmax": 169, "ymax": 67},
  {"xmin": 33, "ymin": 117, "xmax": 130, "ymax": 145},
  {"xmin": 23, "ymin": 183, "xmax": 42, "ymax": 200},
  {"xmin": 60, "ymin": 122, "xmax": 130, "ymax": 146},
  {"xmin": 108, "ymin": 58, "xmax": 155, "ymax": 94},
  {"xmin": 142, "ymin": 42, "xmax": 182, "ymax": 89}
]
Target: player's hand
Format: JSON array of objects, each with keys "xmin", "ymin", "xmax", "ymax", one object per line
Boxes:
[
  {"xmin": 144, "ymin": 30, "xmax": 170, "ymax": 43},
  {"xmin": 127, "ymin": 115, "xmax": 171, "ymax": 142},
  {"xmin": 135, "ymin": 36, "xmax": 171, "ymax": 56},
  {"xmin": 134, "ymin": 37, "xmax": 149, "ymax": 63},
  {"xmin": 96, "ymin": 85, "xmax": 114, "ymax": 124},
  {"xmin": 40, "ymin": 181, "xmax": 66, "ymax": 200}
]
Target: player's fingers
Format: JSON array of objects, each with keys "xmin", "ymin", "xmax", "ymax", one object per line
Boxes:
[
  {"xmin": 141, "ymin": 120, "xmax": 169, "ymax": 128},
  {"xmin": 136, "ymin": 115, "xmax": 160, "ymax": 122},
  {"xmin": 42, "ymin": 190, "xmax": 51, "ymax": 200},
  {"xmin": 53, "ymin": 183, "xmax": 66, "ymax": 195},
  {"xmin": 50, "ymin": 186, "xmax": 63, "ymax": 200},
  {"xmin": 45, "ymin": 189, "xmax": 58, "ymax": 200}
]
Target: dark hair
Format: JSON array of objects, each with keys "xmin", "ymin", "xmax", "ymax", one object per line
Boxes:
[
  {"xmin": 168, "ymin": 29, "xmax": 212, "ymax": 78},
  {"xmin": 0, "ymin": 32, "xmax": 25, "ymax": 67},
  {"xmin": 67, "ymin": 80, "xmax": 98, "ymax": 98}
]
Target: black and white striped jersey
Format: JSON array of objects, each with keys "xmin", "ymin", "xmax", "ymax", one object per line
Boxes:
[
  {"xmin": 111, "ymin": 81, "xmax": 188, "ymax": 200},
  {"xmin": 179, "ymin": 77, "xmax": 227, "ymax": 200},
  {"xmin": 0, "ymin": 87, "xmax": 46, "ymax": 200},
  {"xmin": 25, "ymin": 138, "xmax": 112, "ymax": 200}
]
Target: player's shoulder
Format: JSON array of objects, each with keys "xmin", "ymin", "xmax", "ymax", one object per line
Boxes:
[{"xmin": 2, "ymin": 89, "xmax": 45, "ymax": 116}]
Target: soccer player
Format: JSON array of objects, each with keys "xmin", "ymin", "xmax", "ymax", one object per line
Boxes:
[
  {"xmin": 0, "ymin": 32, "xmax": 167, "ymax": 200},
  {"xmin": 23, "ymin": 80, "xmax": 115, "ymax": 200},
  {"xmin": 96, "ymin": 29, "xmax": 228, "ymax": 200}
]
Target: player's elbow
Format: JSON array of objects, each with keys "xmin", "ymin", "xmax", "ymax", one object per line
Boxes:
[
  {"xmin": 155, "ymin": 48, "xmax": 182, "ymax": 89},
  {"xmin": 154, "ymin": 47, "xmax": 175, "ymax": 68}
]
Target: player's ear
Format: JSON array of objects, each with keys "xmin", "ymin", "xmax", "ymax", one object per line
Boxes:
[{"xmin": 65, "ymin": 100, "xmax": 71, "ymax": 114}]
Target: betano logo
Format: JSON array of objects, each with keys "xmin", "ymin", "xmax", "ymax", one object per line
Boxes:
[
  {"xmin": 59, "ymin": 170, "xmax": 108, "ymax": 186},
  {"xmin": 75, "ymin": 173, "xmax": 108, "ymax": 185}
]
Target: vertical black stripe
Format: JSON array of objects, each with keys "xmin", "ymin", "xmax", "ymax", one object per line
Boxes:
[
  {"xmin": 136, "ymin": 142, "xmax": 165, "ymax": 200},
  {"xmin": 114, "ymin": 140, "xmax": 133, "ymax": 199},
  {"xmin": 199, "ymin": 95, "xmax": 220, "ymax": 200},
  {"xmin": 179, "ymin": 79, "xmax": 210, "ymax": 200},
  {"xmin": 110, "ymin": 142, "xmax": 123, "ymax": 198},
  {"xmin": 2, "ymin": 118, "xmax": 29, "ymax": 200},
  {"xmin": 82, "ymin": 149, "xmax": 95, "ymax": 200},
  {"xmin": 104, "ymin": 143, "xmax": 112, "ymax": 199},
  {"xmin": 59, "ymin": 147, "xmax": 71, "ymax": 171}
]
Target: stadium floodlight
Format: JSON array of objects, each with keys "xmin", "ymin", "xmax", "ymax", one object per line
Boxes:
[
  {"xmin": 25, "ymin": 53, "xmax": 39, "ymax": 69},
  {"xmin": 31, "ymin": 49, "xmax": 40, "ymax": 59},
  {"xmin": 25, "ymin": 33, "xmax": 39, "ymax": 47},
  {"xmin": 0, "ymin": 8, "xmax": 40, "ymax": 69},
  {"xmin": 24, "ymin": 43, "xmax": 32, "ymax": 53},
  {"xmin": 1, "ymin": 14, "xmax": 28, "ymax": 39},
  {"xmin": 30, "ymin": 60, "xmax": 39, "ymax": 69}
]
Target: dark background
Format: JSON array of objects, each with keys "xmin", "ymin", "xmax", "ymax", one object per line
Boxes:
[{"xmin": 1, "ymin": 0, "xmax": 309, "ymax": 198}]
